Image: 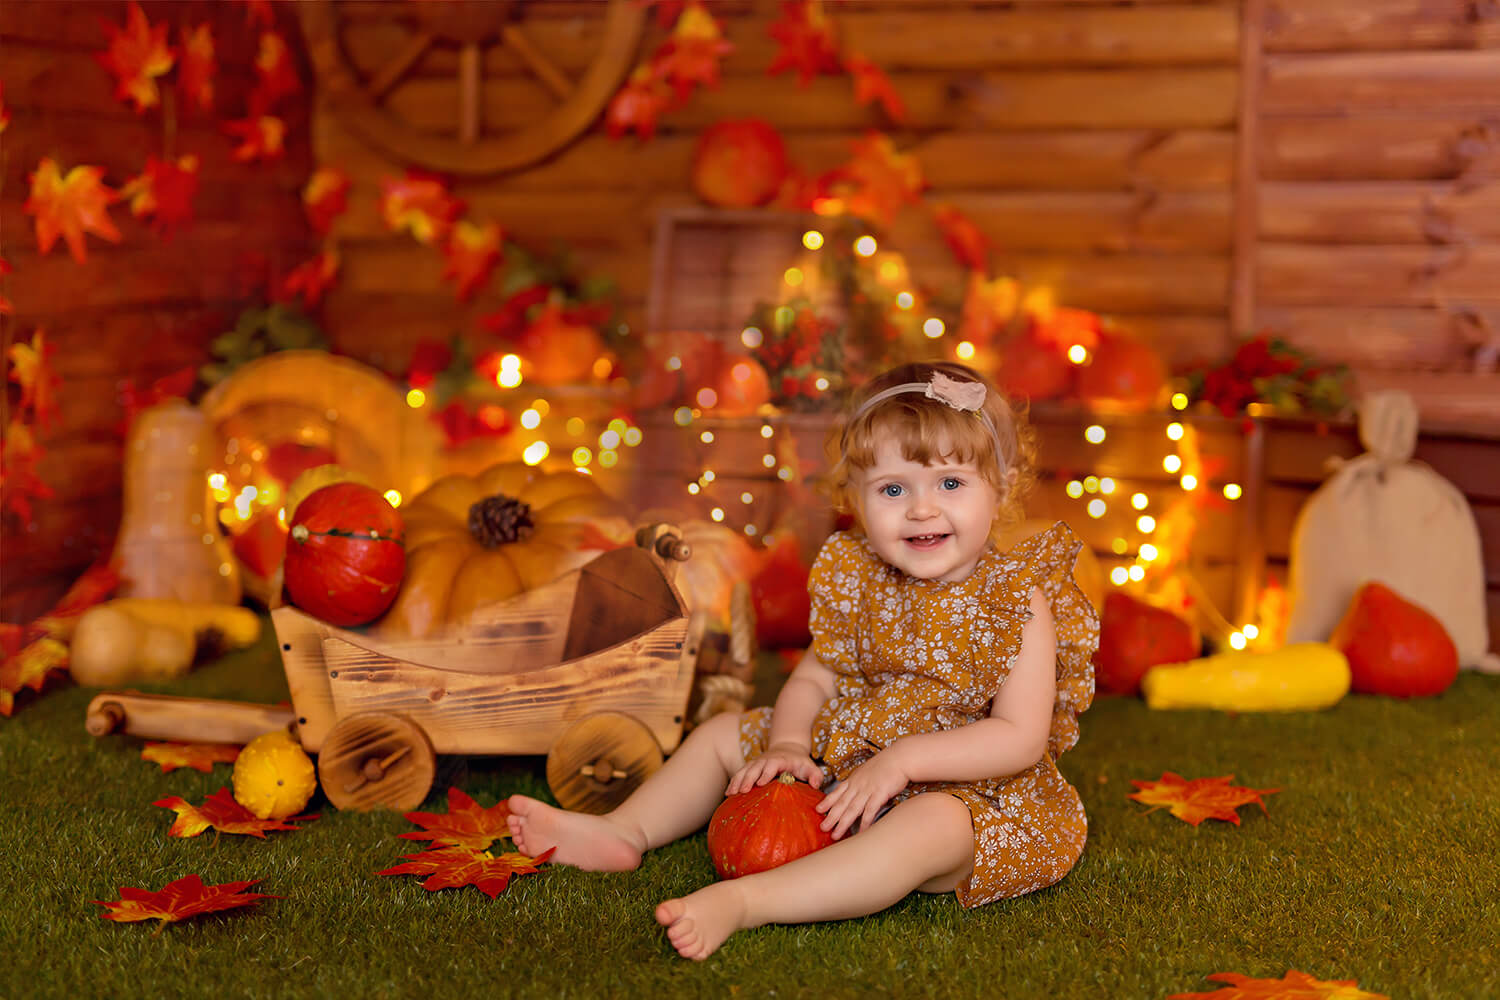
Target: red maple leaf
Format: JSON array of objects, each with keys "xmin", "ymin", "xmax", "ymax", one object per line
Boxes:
[
  {"xmin": 120, "ymin": 154, "xmax": 200, "ymax": 240},
  {"xmin": 0, "ymin": 419, "xmax": 53, "ymax": 525},
  {"xmin": 441, "ymin": 220, "xmax": 504, "ymax": 302},
  {"xmin": 30, "ymin": 561, "xmax": 120, "ymax": 640},
  {"xmin": 845, "ymin": 53, "xmax": 908, "ymax": 123},
  {"xmin": 141, "ymin": 742, "xmax": 241, "ymax": 774},
  {"xmin": 379, "ymin": 172, "xmax": 464, "ymax": 245},
  {"xmin": 398, "ymin": 787, "xmax": 513, "ymax": 851},
  {"xmin": 223, "ymin": 115, "xmax": 286, "ymax": 163},
  {"xmin": 1128, "ymin": 772, "xmax": 1280, "ymax": 826},
  {"xmin": 303, "ymin": 166, "xmax": 351, "ymax": 235},
  {"xmin": 480, "ymin": 285, "xmax": 552, "ymax": 340},
  {"xmin": 652, "ymin": 2, "xmax": 733, "ymax": 104},
  {"xmin": 835, "ymin": 133, "xmax": 925, "ymax": 229},
  {"xmin": 117, "ymin": 366, "xmax": 197, "ymax": 436},
  {"xmin": 0, "ymin": 637, "xmax": 68, "ymax": 717},
  {"xmin": 0, "ymin": 258, "xmax": 10, "ymax": 316},
  {"xmin": 95, "ymin": 2, "xmax": 175, "ymax": 114},
  {"xmin": 933, "ymin": 203, "xmax": 991, "ymax": 273},
  {"xmin": 24, "ymin": 159, "xmax": 122, "ymax": 263},
  {"xmin": 605, "ymin": 65, "xmax": 674, "ymax": 141},
  {"xmin": 378, "ymin": 846, "xmax": 554, "ymax": 899},
  {"xmin": 154, "ymin": 787, "xmax": 317, "ymax": 839},
  {"xmin": 176, "ymin": 23, "xmax": 217, "ymax": 114},
  {"xmin": 96, "ymin": 875, "xmax": 279, "ymax": 927},
  {"xmin": 278, "ymin": 248, "xmax": 341, "ymax": 308},
  {"xmin": 767, "ymin": 0, "xmax": 843, "ymax": 86},
  {"xmin": 9, "ymin": 329, "xmax": 62, "ymax": 430},
  {"xmin": 1168, "ymin": 970, "xmax": 1391, "ymax": 1000},
  {"xmin": 250, "ymin": 30, "xmax": 301, "ymax": 115}
]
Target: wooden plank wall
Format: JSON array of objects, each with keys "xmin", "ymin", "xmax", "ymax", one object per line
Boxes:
[
  {"xmin": 1251, "ymin": 0, "xmax": 1500, "ymax": 422},
  {"xmin": 0, "ymin": 1, "xmax": 316, "ymax": 621}
]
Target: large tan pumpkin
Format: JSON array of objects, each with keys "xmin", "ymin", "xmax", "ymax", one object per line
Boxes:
[{"xmin": 379, "ymin": 462, "xmax": 631, "ymax": 637}]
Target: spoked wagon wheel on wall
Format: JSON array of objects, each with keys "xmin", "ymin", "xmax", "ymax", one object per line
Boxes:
[
  {"xmin": 298, "ymin": 0, "xmax": 646, "ymax": 175},
  {"xmin": 546, "ymin": 711, "xmax": 664, "ymax": 815},
  {"xmin": 318, "ymin": 711, "xmax": 437, "ymax": 812}
]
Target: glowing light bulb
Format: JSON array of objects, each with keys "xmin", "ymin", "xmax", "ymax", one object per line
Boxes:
[
  {"xmin": 666, "ymin": 355, "xmax": 683, "ymax": 371},
  {"xmin": 497, "ymin": 367, "xmax": 523, "ymax": 388},
  {"xmin": 956, "ymin": 341, "xmax": 976, "ymax": 360},
  {"xmin": 696, "ymin": 387, "xmax": 718, "ymax": 408},
  {"xmin": 624, "ymin": 427, "xmax": 643, "ymax": 446},
  {"xmin": 744, "ymin": 524, "xmax": 758, "ymax": 536},
  {"xmin": 500, "ymin": 354, "xmax": 521, "ymax": 371},
  {"xmin": 763, "ymin": 453, "xmax": 777, "ymax": 468},
  {"xmin": 1067, "ymin": 344, "xmax": 1088, "ymax": 365},
  {"xmin": 923, "ymin": 318, "xmax": 945, "ymax": 339},
  {"xmin": 1086, "ymin": 499, "xmax": 1106, "ymax": 518},
  {"xmin": 1180, "ymin": 474, "xmax": 1198, "ymax": 491},
  {"xmin": 1128, "ymin": 565, "xmax": 1145, "ymax": 582},
  {"xmin": 1084, "ymin": 425, "xmax": 1106, "ymax": 444},
  {"xmin": 405, "ymin": 388, "xmax": 426, "ymax": 408},
  {"xmin": 802, "ymin": 230, "xmax": 824, "ymax": 250},
  {"xmin": 522, "ymin": 441, "xmax": 549, "ymax": 465},
  {"xmin": 673, "ymin": 407, "xmax": 693, "ymax": 426},
  {"xmin": 784, "ymin": 267, "xmax": 804, "ymax": 287},
  {"xmin": 702, "ymin": 470, "xmax": 716, "ymax": 483},
  {"xmin": 1137, "ymin": 515, "xmax": 1156, "ymax": 533},
  {"xmin": 1139, "ymin": 543, "xmax": 1159, "ymax": 562},
  {"xmin": 599, "ymin": 450, "xmax": 618, "ymax": 468},
  {"xmin": 1066, "ymin": 480, "xmax": 1084, "ymax": 499},
  {"xmin": 533, "ymin": 399, "xmax": 551, "ymax": 416},
  {"xmin": 854, "ymin": 235, "xmax": 877, "ymax": 257},
  {"xmin": 1171, "ymin": 392, "xmax": 1189, "ymax": 410},
  {"xmin": 600, "ymin": 430, "xmax": 621, "ymax": 449},
  {"xmin": 1111, "ymin": 537, "xmax": 1128, "ymax": 555},
  {"xmin": 383, "ymin": 489, "xmax": 402, "ymax": 508},
  {"xmin": 896, "ymin": 292, "xmax": 914, "ymax": 310},
  {"xmin": 572, "ymin": 447, "xmax": 593, "ymax": 467},
  {"xmin": 520, "ymin": 408, "xmax": 541, "ymax": 429},
  {"xmin": 700, "ymin": 430, "xmax": 715, "ymax": 444},
  {"xmin": 741, "ymin": 492, "xmax": 754, "ymax": 504},
  {"xmin": 566, "ymin": 417, "xmax": 586, "ymax": 436},
  {"xmin": 1131, "ymin": 492, "xmax": 1149, "ymax": 510},
  {"xmin": 777, "ymin": 466, "xmax": 794, "ymax": 481},
  {"xmin": 1083, "ymin": 476, "xmax": 1100, "ymax": 494},
  {"xmin": 814, "ymin": 377, "xmax": 829, "ymax": 391},
  {"xmin": 1166, "ymin": 422, "xmax": 1184, "ymax": 440},
  {"xmin": 1110, "ymin": 567, "xmax": 1129, "ymax": 586},
  {"xmin": 687, "ymin": 482, "xmax": 700, "ymax": 495},
  {"xmin": 1229, "ymin": 632, "xmax": 1247, "ymax": 650},
  {"xmin": 710, "ymin": 507, "xmax": 725, "ymax": 522},
  {"xmin": 741, "ymin": 326, "xmax": 763, "ymax": 349},
  {"xmin": 760, "ymin": 424, "xmax": 774, "ymax": 439},
  {"xmin": 1223, "ymin": 483, "xmax": 1243, "ymax": 500},
  {"xmin": 1163, "ymin": 454, "xmax": 1182, "ymax": 474},
  {"xmin": 1243, "ymin": 624, "xmax": 1260, "ymax": 640}
]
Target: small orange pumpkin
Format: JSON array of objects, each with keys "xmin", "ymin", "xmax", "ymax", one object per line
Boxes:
[{"xmin": 378, "ymin": 462, "xmax": 631, "ymax": 637}]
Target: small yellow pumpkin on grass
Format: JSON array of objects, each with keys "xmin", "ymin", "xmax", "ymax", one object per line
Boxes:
[{"xmin": 232, "ymin": 729, "xmax": 318, "ymax": 820}]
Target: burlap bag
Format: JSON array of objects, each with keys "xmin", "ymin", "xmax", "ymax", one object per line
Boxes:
[{"xmin": 1285, "ymin": 391, "xmax": 1500, "ymax": 671}]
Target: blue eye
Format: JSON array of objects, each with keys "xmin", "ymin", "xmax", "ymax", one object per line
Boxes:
[
  {"xmin": 941, "ymin": 477, "xmax": 963, "ymax": 491},
  {"xmin": 881, "ymin": 483, "xmax": 904, "ymax": 498}
]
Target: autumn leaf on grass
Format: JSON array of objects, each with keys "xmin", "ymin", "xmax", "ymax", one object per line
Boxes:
[
  {"xmin": 441, "ymin": 221, "xmax": 504, "ymax": 302},
  {"xmin": 96, "ymin": 2, "xmax": 175, "ymax": 114},
  {"xmin": 378, "ymin": 846, "xmax": 554, "ymax": 899},
  {"xmin": 223, "ymin": 116, "xmax": 286, "ymax": 163},
  {"xmin": 97, "ymin": 875, "xmax": 278, "ymax": 929},
  {"xmin": 155, "ymin": 787, "xmax": 316, "ymax": 839},
  {"xmin": 120, "ymin": 155, "xmax": 201, "ymax": 241},
  {"xmin": 1128, "ymin": 772, "xmax": 1279, "ymax": 826},
  {"xmin": 142, "ymin": 742, "xmax": 241, "ymax": 774},
  {"xmin": 177, "ymin": 23, "xmax": 217, "ymax": 113},
  {"xmin": 1168, "ymin": 969, "xmax": 1390, "ymax": 1000},
  {"xmin": 24, "ymin": 159, "xmax": 122, "ymax": 263},
  {"xmin": 0, "ymin": 637, "xmax": 68, "ymax": 717},
  {"xmin": 303, "ymin": 167, "xmax": 351, "ymax": 235},
  {"xmin": 398, "ymin": 787, "xmax": 513, "ymax": 851}
]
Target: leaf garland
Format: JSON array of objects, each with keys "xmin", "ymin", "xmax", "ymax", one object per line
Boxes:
[{"xmin": 1128, "ymin": 772, "xmax": 1280, "ymax": 826}]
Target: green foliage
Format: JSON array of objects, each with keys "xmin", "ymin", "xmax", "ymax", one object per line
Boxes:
[
  {"xmin": 200, "ymin": 304, "xmax": 329, "ymax": 386},
  {"xmin": 3, "ymin": 628, "xmax": 1496, "ymax": 998}
]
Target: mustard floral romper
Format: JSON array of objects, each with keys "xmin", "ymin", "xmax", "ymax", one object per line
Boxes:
[{"xmin": 738, "ymin": 522, "xmax": 1099, "ymax": 907}]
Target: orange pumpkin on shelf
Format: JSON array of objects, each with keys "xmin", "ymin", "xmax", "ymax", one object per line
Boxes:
[
  {"xmin": 691, "ymin": 118, "xmax": 788, "ymax": 209},
  {"xmin": 997, "ymin": 329, "xmax": 1073, "ymax": 402},
  {"xmin": 702, "ymin": 352, "xmax": 772, "ymax": 418},
  {"xmin": 1075, "ymin": 332, "xmax": 1167, "ymax": 411},
  {"xmin": 518, "ymin": 304, "xmax": 606, "ymax": 386},
  {"xmin": 378, "ymin": 462, "xmax": 632, "ymax": 638}
]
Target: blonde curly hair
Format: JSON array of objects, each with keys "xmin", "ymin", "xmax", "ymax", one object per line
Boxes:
[{"xmin": 824, "ymin": 362, "xmax": 1035, "ymax": 535}]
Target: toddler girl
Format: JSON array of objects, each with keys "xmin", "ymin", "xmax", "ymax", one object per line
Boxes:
[{"xmin": 508, "ymin": 361, "xmax": 1098, "ymax": 960}]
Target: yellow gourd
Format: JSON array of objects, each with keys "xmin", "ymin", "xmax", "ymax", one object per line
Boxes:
[
  {"xmin": 378, "ymin": 461, "xmax": 631, "ymax": 638},
  {"xmin": 1141, "ymin": 642, "xmax": 1351, "ymax": 712},
  {"xmin": 232, "ymin": 729, "xmax": 317, "ymax": 820},
  {"xmin": 68, "ymin": 600, "xmax": 262, "ymax": 687}
]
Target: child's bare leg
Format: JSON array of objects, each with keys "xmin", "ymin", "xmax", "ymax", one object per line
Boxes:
[
  {"xmin": 656, "ymin": 792, "xmax": 973, "ymax": 960},
  {"xmin": 508, "ymin": 710, "xmax": 747, "ymax": 870}
]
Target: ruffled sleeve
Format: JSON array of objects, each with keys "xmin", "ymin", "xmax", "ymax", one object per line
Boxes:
[
  {"xmin": 999, "ymin": 521, "xmax": 1100, "ymax": 757},
  {"xmin": 806, "ymin": 532, "xmax": 868, "ymax": 678}
]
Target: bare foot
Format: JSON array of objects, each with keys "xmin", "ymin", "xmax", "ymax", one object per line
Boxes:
[
  {"xmin": 654, "ymin": 882, "xmax": 749, "ymax": 960},
  {"xmin": 505, "ymin": 794, "xmax": 644, "ymax": 871}
]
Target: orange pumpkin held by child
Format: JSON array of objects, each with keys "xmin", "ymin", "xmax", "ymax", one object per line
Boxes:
[
  {"xmin": 283, "ymin": 482, "xmax": 406, "ymax": 626},
  {"xmin": 707, "ymin": 773, "xmax": 835, "ymax": 879}
]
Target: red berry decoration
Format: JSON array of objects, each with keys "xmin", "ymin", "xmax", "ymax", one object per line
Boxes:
[
  {"xmin": 1330, "ymin": 581, "xmax": 1458, "ymax": 697},
  {"xmin": 1093, "ymin": 592, "xmax": 1199, "ymax": 696},
  {"xmin": 283, "ymin": 482, "xmax": 406, "ymax": 627},
  {"xmin": 707, "ymin": 773, "xmax": 835, "ymax": 880}
]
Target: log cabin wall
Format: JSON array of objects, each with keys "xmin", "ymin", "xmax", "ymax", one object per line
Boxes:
[{"xmin": 0, "ymin": 1, "xmax": 316, "ymax": 621}]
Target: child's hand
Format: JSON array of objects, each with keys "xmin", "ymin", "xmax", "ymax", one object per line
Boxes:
[
  {"xmin": 726, "ymin": 742, "xmax": 823, "ymax": 796},
  {"xmin": 816, "ymin": 748, "xmax": 909, "ymax": 840}
]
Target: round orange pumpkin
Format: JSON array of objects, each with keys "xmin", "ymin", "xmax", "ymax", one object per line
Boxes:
[
  {"xmin": 378, "ymin": 462, "xmax": 632, "ymax": 637},
  {"xmin": 707, "ymin": 773, "xmax": 835, "ymax": 879},
  {"xmin": 702, "ymin": 352, "xmax": 771, "ymax": 417}
]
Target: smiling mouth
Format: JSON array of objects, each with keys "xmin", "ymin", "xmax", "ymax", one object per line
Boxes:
[{"xmin": 903, "ymin": 533, "xmax": 950, "ymax": 549}]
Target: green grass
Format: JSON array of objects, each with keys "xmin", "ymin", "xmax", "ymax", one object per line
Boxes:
[{"xmin": 4, "ymin": 623, "xmax": 1498, "ymax": 999}]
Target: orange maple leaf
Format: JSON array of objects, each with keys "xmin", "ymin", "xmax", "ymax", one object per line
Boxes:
[
  {"xmin": 0, "ymin": 637, "xmax": 68, "ymax": 717},
  {"xmin": 834, "ymin": 132, "xmax": 925, "ymax": 229},
  {"xmin": 378, "ymin": 846, "xmax": 554, "ymax": 899},
  {"xmin": 9, "ymin": 329, "xmax": 62, "ymax": 430},
  {"xmin": 154, "ymin": 787, "xmax": 316, "ymax": 839},
  {"xmin": 606, "ymin": 65, "xmax": 674, "ymax": 141},
  {"xmin": 303, "ymin": 166, "xmax": 351, "ymax": 235},
  {"xmin": 223, "ymin": 115, "xmax": 286, "ymax": 163},
  {"xmin": 652, "ymin": 2, "xmax": 733, "ymax": 103},
  {"xmin": 24, "ymin": 159, "xmax": 122, "ymax": 263},
  {"xmin": 1128, "ymin": 772, "xmax": 1279, "ymax": 826},
  {"xmin": 30, "ymin": 561, "xmax": 120, "ymax": 640},
  {"xmin": 120, "ymin": 154, "xmax": 200, "ymax": 240},
  {"xmin": 398, "ymin": 787, "xmax": 513, "ymax": 851},
  {"xmin": 441, "ymin": 220, "xmax": 504, "ymax": 302},
  {"xmin": 96, "ymin": 2, "xmax": 175, "ymax": 113},
  {"xmin": 141, "ymin": 742, "xmax": 241, "ymax": 774},
  {"xmin": 933, "ymin": 203, "xmax": 992, "ymax": 274},
  {"xmin": 278, "ymin": 247, "xmax": 341, "ymax": 308},
  {"xmin": 177, "ymin": 23, "xmax": 217, "ymax": 113},
  {"xmin": 845, "ymin": 53, "xmax": 908, "ymax": 124},
  {"xmin": 250, "ymin": 30, "xmax": 301, "ymax": 114},
  {"xmin": 379, "ymin": 172, "xmax": 464, "ymax": 245},
  {"xmin": 0, "ymin": 419, "xmax": 54, "ymax": 525},
  {"xmin": 1168, "ymin": 969, "xmax": 1390, "ymax": 999},
  {"xmin": 767, "ymin": 0, "xmax": 843, "ymax": 86},
  {"xmin": 96, "ymin": 875, "xmax": 278, "ymax": 927}
]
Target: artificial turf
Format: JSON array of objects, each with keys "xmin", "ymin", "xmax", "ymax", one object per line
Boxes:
[{"xmin": 3, "ymin": 622, "xmax": 1497, "ymax": 999}]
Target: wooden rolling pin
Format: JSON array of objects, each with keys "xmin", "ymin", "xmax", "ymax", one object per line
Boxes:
[{"xmin": 85, "ymin": 691, "xmax": 296, "ymax": 745}]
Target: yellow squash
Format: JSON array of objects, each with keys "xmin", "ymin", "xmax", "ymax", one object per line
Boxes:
[
  {"xmin": 1141, "ymin": 642, "xmax": 1351, "ymax": 712},
  {"xmin": 378, "ymin": 461, "xmax": 631, "ymax": 638}
]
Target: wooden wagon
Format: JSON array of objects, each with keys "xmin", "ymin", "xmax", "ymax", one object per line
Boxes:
[{"xmin": 86, "ymin": 524, "xmax": 745, "ymax": 814}]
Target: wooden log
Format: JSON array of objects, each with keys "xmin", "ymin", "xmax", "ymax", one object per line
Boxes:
[
  {"xmin": 1254, "ymin": 306, "xmax": 1472, "ymax": 368},
  {"xmin": 1259, "ymin": 116, "xmax": 1485, "ymax": 182},
  {"xmin": 1231, "ymin": 0, "xmax": 1265, "ymax": 335},
  {"xmin": 1263, "ymin": 420, "xmax": 1500, "ymax": 499},
  {"xmin": 1256, "ymin": 243, "xmax": 1500, "ymax": 308},
  {"xmin": 1351, "ymin": 371, "xmax": 1500, "ymax": 426},
  {"xmin": 1262, "ymin": 0, "xmax": 1500, "ymax": 54},
  {"xmin": 1261, "ymin": 51, "xmax": 1500, "ymax": 115},
  {"xmin": 1259, "ymin": 182, "xmax": 1500, "ymax": 245}
]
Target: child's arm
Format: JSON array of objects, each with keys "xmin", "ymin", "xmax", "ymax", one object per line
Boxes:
[
  {"xmin": 816, "ymin": 587, "xmax": 1058, "ymax": 838},
  {"xmin": 726, "ymin": 648, "xmax": 837, "ymax": 794}
]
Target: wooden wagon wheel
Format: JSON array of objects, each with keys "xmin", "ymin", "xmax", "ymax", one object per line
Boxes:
[
  {"xmin": 546, "ymin": 711, "xmax": 664, "ymax": 815},
  {"xmin": 317, "ymin": 711, "xmax": 436, "ymax": 812},
  {"xmin": 299, "ymin": 1, "xmax": 646, "ymax": 175}
]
